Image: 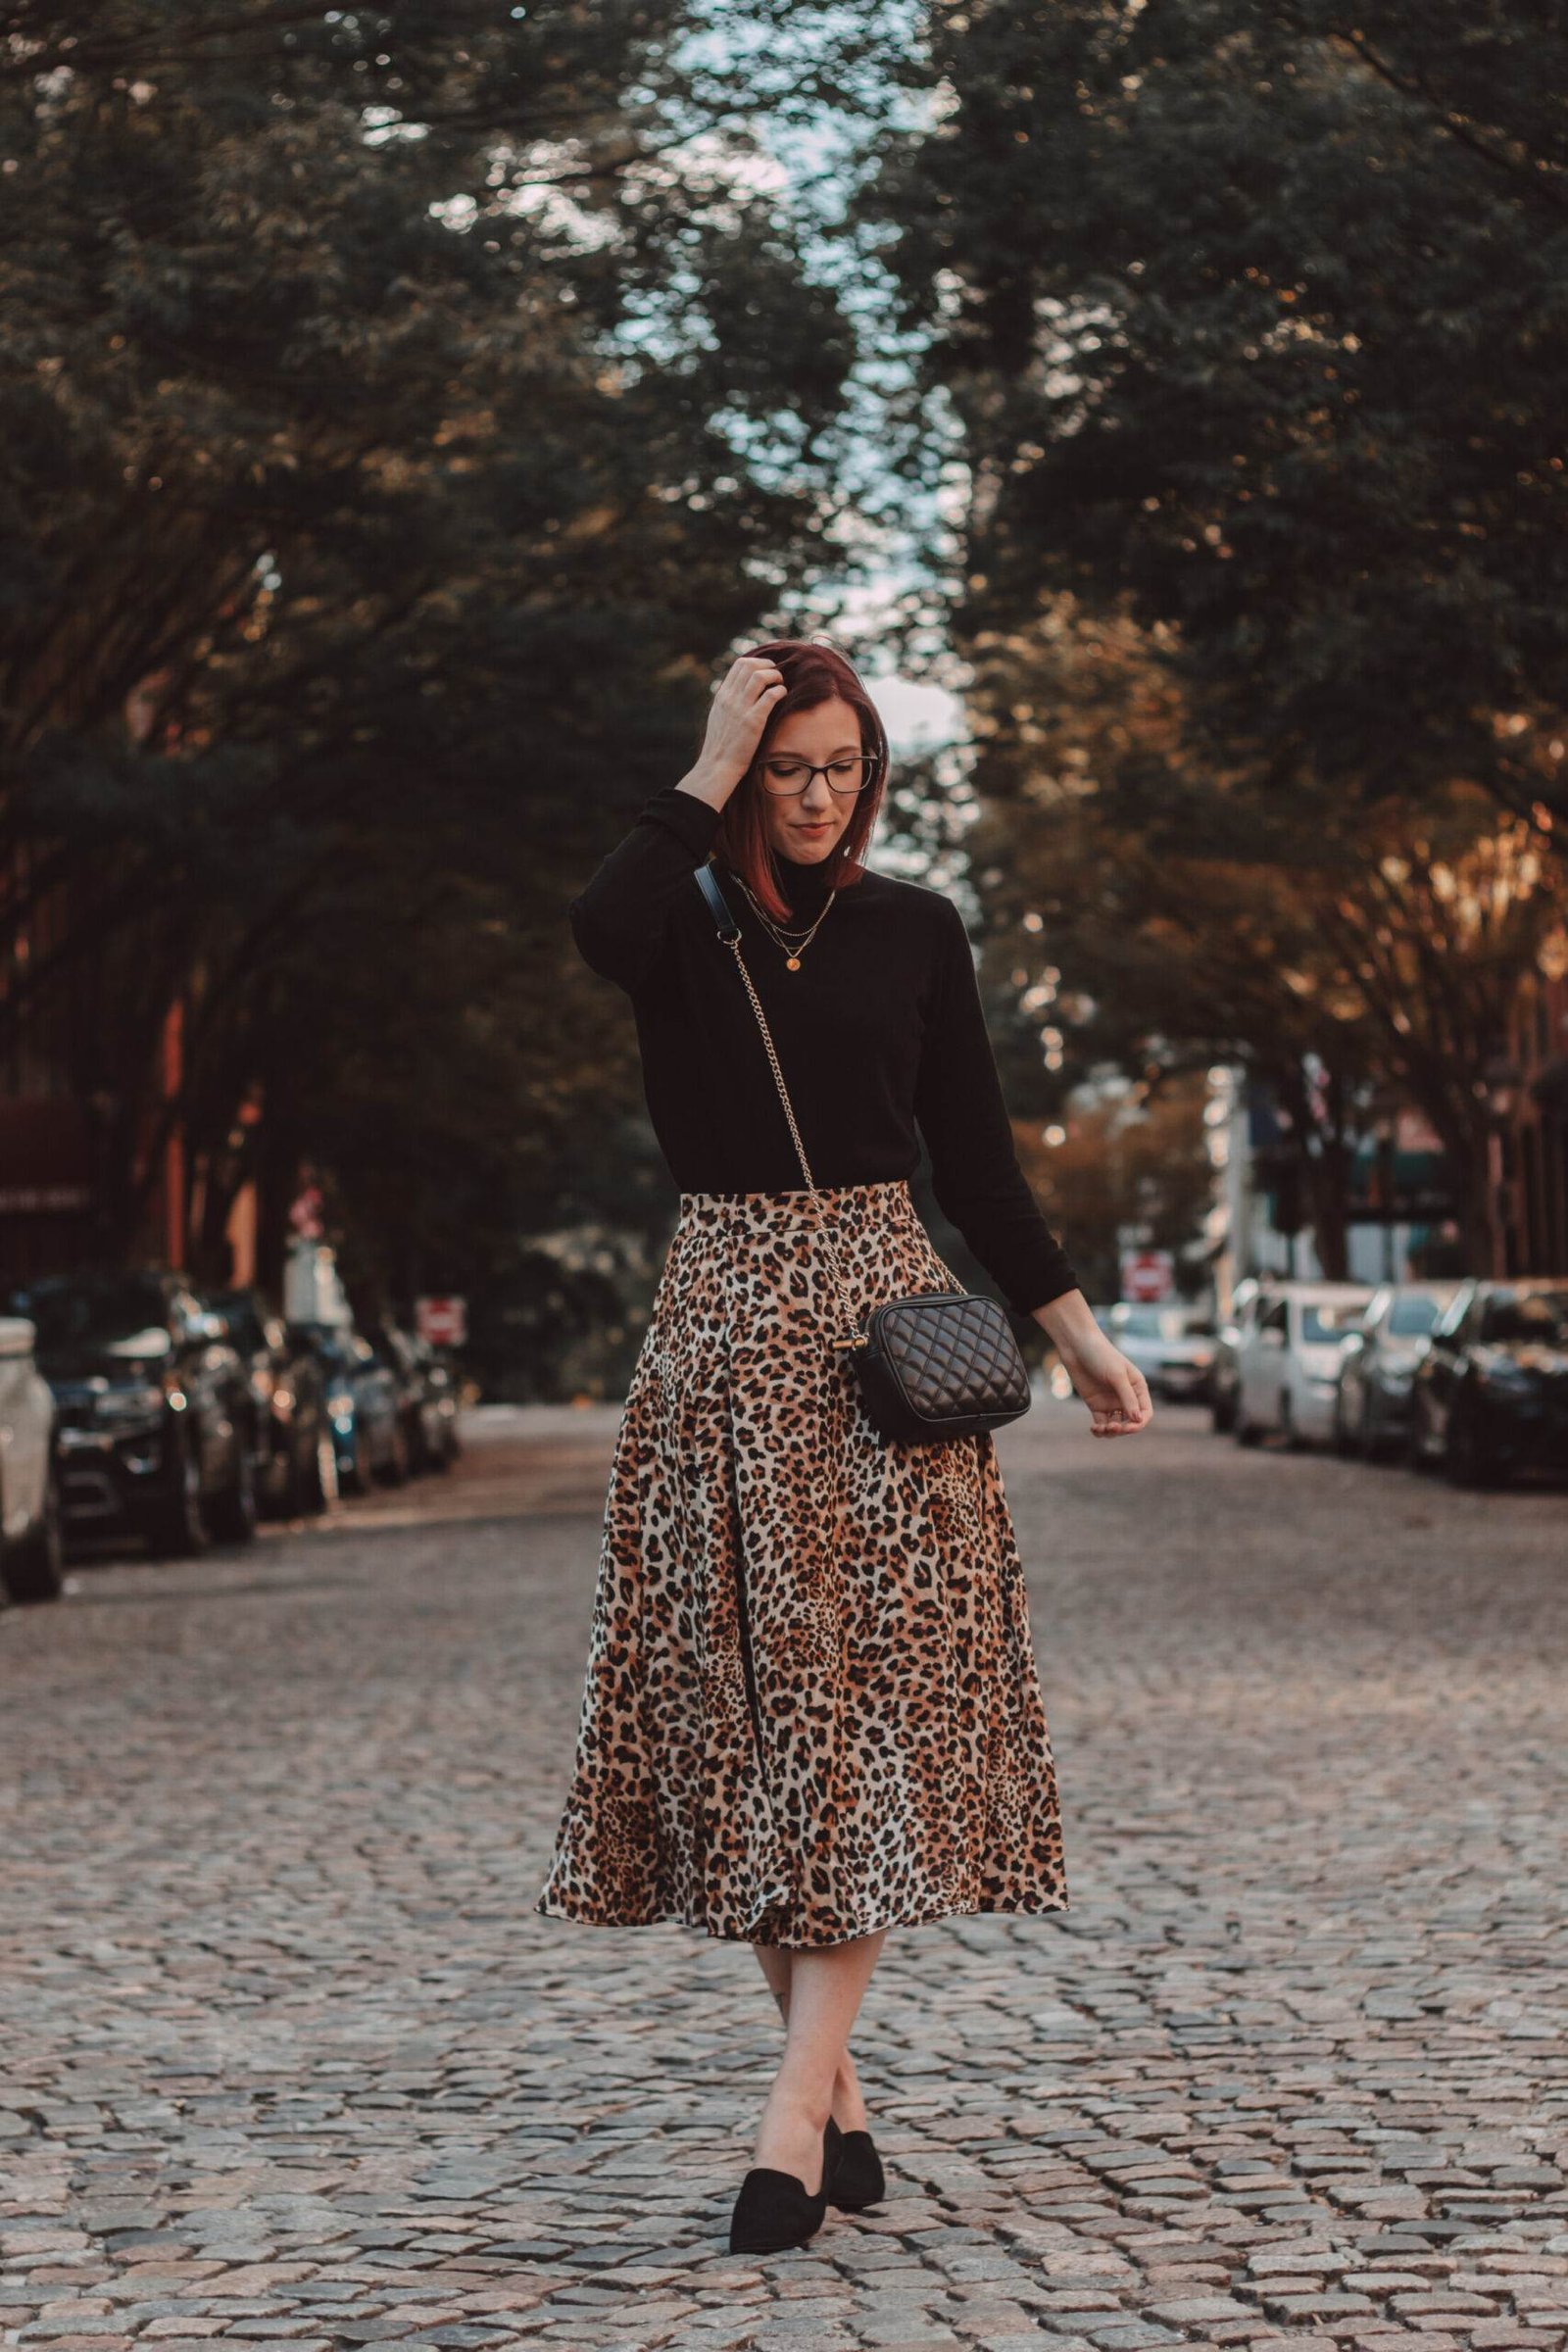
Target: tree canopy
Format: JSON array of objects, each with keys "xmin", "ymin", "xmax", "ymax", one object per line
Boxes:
[
  {"xmin": 1, "ymin": 0, "xmax": 876, "ymax": 1338},
  {"xmin": 855, "ymin": 0, "xmax": 1568, "ymax": 1279},
  {"xmin": 872, "ymin": 0, "xmax": 1568, "ymax": 821}
]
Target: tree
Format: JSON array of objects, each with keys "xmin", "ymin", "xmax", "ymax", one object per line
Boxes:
[
  {"xmin": 1014, "ymin": 1075, "xmax": 1215, "ymax": 1305},
  {"xmin": 0, "ymin": 0, "xmax": 875, "ymax": 1312},
  {"xmin": 957, "ymin": 600, "xmax": 1566, "ymax": 1274},
  {"xmin": 869, "ymin": 0, "xmax": 1568, "ymax": 822}
]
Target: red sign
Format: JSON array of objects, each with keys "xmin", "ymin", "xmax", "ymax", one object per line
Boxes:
[
  {"xmin": 416, "ymin": 1296, "xmax": 466, "ymax": 1348},
  {"xmin": 1120, "ymin": 1250, "xmax": 1174, "ymax": 1303}
]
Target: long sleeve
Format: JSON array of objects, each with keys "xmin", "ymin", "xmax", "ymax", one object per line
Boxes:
[
  {"xmin": 913, "ymin": 898, "xmax": 1081, "ymax": 1316},
  {"xmin": 569, "ymin": 782, "xmax": 723, "ymax": 994}
]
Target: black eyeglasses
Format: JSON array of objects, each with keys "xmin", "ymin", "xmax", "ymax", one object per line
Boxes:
[{"xmin": 756, "ymin": 754, "xmax": 877, "ymax": 798}]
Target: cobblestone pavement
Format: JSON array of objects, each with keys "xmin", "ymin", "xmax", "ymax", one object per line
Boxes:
[{"xmin": 2, "ymin": 1396, "xmax": 1565, "ymax": 2352}]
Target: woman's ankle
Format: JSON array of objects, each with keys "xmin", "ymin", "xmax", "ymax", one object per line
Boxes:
[
  {"xmin": 753, "ymin": 2081, "xmax": 832, "ymax": 2193},
  {"xmin": 829, "ymin": 2058, "xmax": 868, "ymax": 2132}
]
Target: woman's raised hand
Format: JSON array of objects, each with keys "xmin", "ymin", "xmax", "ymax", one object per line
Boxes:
[{"xmin": 690, "ymin": 654, "xmax": 787, "ymax": 799}]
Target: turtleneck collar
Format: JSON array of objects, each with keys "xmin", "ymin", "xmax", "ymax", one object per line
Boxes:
[
  {"xmin": 718, "ymin": 843, "xmax": 845, "ymax": 919},
  {"xmin": 769, "ymin": 847, "xmax": 837, "ymax": 917}
]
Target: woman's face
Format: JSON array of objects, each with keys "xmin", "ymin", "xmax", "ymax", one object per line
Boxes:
[{"xmin": 754, "ymin": 695, "xmax": 866, "ymax": 865}]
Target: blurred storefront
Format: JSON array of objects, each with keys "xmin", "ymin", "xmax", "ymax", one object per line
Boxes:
[
  {"xmin": 0, "ymin": 1096, "xmax": 95, "ymax": 1280},
  {"xmin": 1207, "ymin": 971, "xmax": 1568, "ymax": 1295}
]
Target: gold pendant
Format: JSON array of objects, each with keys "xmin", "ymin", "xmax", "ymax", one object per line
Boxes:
[{"xmin": 786, "ymin": 955, "xmax": 801, "ymax": 970}]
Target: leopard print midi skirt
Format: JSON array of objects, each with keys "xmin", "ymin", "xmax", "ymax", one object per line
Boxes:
[{"xmin": 532, "ymin": 1177, "xmax": 1070, "ymax": 1948}]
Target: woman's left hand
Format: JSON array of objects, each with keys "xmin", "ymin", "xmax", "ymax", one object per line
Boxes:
[
  {"xmin": 1057, "ymin": 1336, "xmax": 1153, "ymax": 1437},
  {"xmin": 1031, "ymin": 1289, "xmax": 1154, "ymax": 1438}
]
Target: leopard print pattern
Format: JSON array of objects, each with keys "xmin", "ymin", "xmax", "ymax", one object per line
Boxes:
[{"xmin": 533, "ymin": 1178, "xmax": 1070, "ymax": 1948}]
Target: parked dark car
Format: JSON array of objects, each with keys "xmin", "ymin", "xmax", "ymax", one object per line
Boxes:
[
  {"xmin": 1333, "ymin": 1281, "xmax": 1460, "ymax": 1458},
  {"xmin": 208, "ymin": 1288, "xmax": 333, "ymax": 1517},
  {"xmin": 361, "ymin": 1318, "xmax": 440, "ymax": 1472},
  {"xmin": 294, "ymin": 1324, "xmax": 408, "ymax": 1493},
  {"xmin": 395, "ymin": 1328, "xmax": 461, "ymax": 1469},
  {"xmin": 1410, "ymin": 1278, "xmax": 1568, "ymax": 1487},
  {"xmin": 414, "ymin": 1335, "xmax": 462, "ymax": 1467},
  {"xmin": 6, "ymin": 1271, "xmax": 261, "ymax": 1554}
]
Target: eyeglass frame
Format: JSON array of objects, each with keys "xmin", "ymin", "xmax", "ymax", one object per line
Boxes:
[{"xmin": 752, "ymin": 752, "xmax": 878, "ymax": 798}]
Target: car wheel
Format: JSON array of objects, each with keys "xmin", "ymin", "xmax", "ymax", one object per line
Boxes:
[
  {"xmin": 376, "ymin": 1419, "xmax": 411, "ymax": 1487},
  {"xmin": 264, "ymin": 1440, "xmax": 300, "ymax": 1522},
  {"xmin": 338, "ymin": 1423, "xmax": 370, "ymax": 1496},
  {"xmin": 4, "ymin": 1464, "xmax": 65, "ymax": 1604},
  {"xmin": 306, "ymin": 1428, "xmax": 337, "ymax": 1512},
  {"xmin": 1407, "ymin": 1387, "xmax": 1443, "ymax": 1472},
  {"xmin": 142, "ymin": 1428, "xmax": 210, "ymax": 1558},
  {"xmin": 208, "ymin": 1432, "xmax": 259, "ymax": 1544},
  {"xmin": 289, "ymin": 1435, "xmax": 317, "ymax": 1517},
  {"xmin": 1446, "ymin": 1396, "xmax": 1505, "ymax": 1490},
  {"xmin": 280, "ymin": 1424, "xmax": 331, "ymax": 1519}
]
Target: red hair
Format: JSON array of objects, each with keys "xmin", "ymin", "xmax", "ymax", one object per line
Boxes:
[{"xmin": 711, "ymin": 638, "xmax": 889, "ymax": 923}]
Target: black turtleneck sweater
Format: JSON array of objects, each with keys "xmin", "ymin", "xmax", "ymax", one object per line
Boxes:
[{"xmin": 568, "ymin": 782, "xmax": 1081, "ymax": 1316}]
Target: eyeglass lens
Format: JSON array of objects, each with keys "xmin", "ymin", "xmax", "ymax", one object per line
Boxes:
[{"xmin": 758, "ymin": 756, "xmax": 876, "ymax": 796}]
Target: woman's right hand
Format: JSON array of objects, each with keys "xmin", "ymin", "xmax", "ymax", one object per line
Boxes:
[{"xmin": 685, "ymin": 654, "xmax": 787, "ymax": 804}]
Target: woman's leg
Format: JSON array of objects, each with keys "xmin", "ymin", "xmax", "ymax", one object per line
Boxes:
[
  {"xmin": 750, "ymin": 1930, "xmax": 885, "ymax": 2190},
  {"xmin": 752, "ymin": 1945, "xmax": 870, "ymax": 2131}
]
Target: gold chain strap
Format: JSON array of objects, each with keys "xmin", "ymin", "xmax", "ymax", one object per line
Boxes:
[{"xmin": 719, "ymin": 935, "xmax": 869, "ymax": 1353}]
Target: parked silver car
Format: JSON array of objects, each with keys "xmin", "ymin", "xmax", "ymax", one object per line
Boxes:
[
  {"xmin": 1209, "ymin": 1279, "xmax": 1265, "ymax": 1433},
  {"xmin": 0, "ymin": 1316, "xmax": 63, "ymax": 1603},
  {"xmin": 1333, "ymin": 1281, "xmax": 1461, "ymax": 1458},
  {"xmin": 1095, "ymin": 1301, "xmax": 1218, "ymax": 1402},
  {"xmin": 1233, "ymin": 1281, "xmax": 1374, "ymax": 1447}
]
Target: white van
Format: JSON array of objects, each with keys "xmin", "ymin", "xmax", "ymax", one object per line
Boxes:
[{"xmin": 1234, "ymin": 1282, "xmax": 1374, "ymax": 1448}]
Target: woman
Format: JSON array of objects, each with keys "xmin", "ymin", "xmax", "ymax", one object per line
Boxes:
[{"xmin": 534, "ymin": 640, "xmax": 1152, "ymax": 2253}]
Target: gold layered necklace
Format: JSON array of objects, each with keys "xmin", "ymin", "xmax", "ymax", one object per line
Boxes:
[{"xmin": 729, "ymin": 867, "xmax": 838, "ymax": 970}]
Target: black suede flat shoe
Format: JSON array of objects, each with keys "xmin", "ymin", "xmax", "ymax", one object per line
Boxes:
[
  {"xmin": 823, "ymin": 2113, "xmax": 886, "ymax": 2211},
  {"xmin": 727, "ymin": 2132, "xmax": 830, "ymax": 2254}
]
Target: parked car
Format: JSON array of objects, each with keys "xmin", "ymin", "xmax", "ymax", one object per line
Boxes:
[
  {"xmin": 0, "ymin": 1316, "xmax": 63, "ymax": 1603},
  {"xmin": 361, "ymin": 1318, "xmax": 437, "ymax": 1473},
  {"xmin": 7, "ymin": 1271, "xmax": 260, "ymax": 1554},
  {"xmin": 1209, "ymin": 1278, "xmax": 1265, "ymax": 1434},
  {"xmin": 1333, "ymin": 1281, "xmax": 1460, "ymax": 1459},
  {"xmin": 404, "ymin": 1332, "xmax": 461, "ymax": 1468},
  {"xmin": 209, "ymin": 1288, "xmax": 333, "ymax": 1517},
  {"xmin": 1095, "ymin": 1301, "xmax": 1217, "ymax": 1402},
  {"xmin": 294, "ymin": 1324, "xmax": 409, "ymax": 1492},
  {"xmin": 1410, "ymin": 1277, "xmax": 1568, "ymax": 1487},
  {"xmin": 1233, "ymin": 1281, "xmax": 1374, "ymax": 1447}
]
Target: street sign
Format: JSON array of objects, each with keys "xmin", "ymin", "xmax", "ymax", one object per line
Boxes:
[
  {"xmin": 1120, "ymin": 1249, "xmax": 1174, "ymax": 1303},
  {"xmin": 416, "ymin": 1296, "xmax": 467, "ymax": 1348}
]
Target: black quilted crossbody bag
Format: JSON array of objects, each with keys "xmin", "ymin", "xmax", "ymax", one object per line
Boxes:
[{"xmin": 693, "ymin": 860, "xmax": 1034, "ymax": 1446}]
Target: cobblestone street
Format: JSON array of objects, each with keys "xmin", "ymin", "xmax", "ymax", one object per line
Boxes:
[{"xmin": 2, "ymin": 1398, "xmax": 1565, "ymax": 2352}]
